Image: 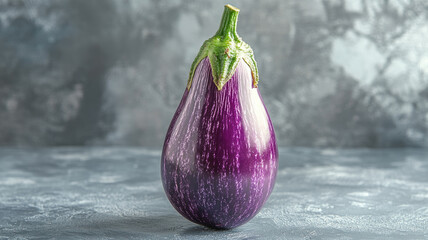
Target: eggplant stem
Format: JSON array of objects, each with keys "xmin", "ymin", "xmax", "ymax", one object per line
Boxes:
[
  {"xmin": 186, "ymin": 4, "xmax": 259, "ymax": 91},
  {"xmin": 215, "ymin": 5, "xmax": 240, "ymax": 41}
]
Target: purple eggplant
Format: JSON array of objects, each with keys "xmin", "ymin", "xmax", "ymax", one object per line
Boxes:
[{"xmin": 161, "ymin": 4, "xmax": 278, "ymax": 229}]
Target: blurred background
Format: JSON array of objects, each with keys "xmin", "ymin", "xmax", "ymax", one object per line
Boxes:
[{"xmin": 1, "ymin": 0, "xmax": 427, "ymax": 148}]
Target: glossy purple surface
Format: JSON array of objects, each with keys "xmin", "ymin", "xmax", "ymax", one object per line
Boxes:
[{"xmin": 161, "ymin": 57, "xmax": 278, "ymax": 229}]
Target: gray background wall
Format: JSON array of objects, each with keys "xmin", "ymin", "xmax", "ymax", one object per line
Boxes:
[{"xmin": 1, "ymin": 0, "xmax": 428, "ymax": 148}]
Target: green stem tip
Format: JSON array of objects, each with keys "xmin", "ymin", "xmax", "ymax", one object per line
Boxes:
[
  {"xmin": 215, "ymin": 4, "xmax": 240, "ymax": 39},
  {"xmin": 186, "ymin": 4, "xmax": 259, "ymax": 91}
]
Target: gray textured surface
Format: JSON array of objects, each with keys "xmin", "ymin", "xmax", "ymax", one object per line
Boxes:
[
  {"xmin": 1, "ymin": 147, "xmax": 427, "ymax": 239},
  {"xmin": 1, "ymin": 0, "xmax": 428, "ymax": 148}
]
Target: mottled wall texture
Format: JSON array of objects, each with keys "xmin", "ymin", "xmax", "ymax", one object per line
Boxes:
[{"xmin": 1, "ymin": 0, "xmax": 428, "ymax": 148}]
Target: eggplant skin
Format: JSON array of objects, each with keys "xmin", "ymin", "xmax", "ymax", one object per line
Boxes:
[{"xmin": 161, "ymin": 57, "xmax": 278, "ymax": 229}]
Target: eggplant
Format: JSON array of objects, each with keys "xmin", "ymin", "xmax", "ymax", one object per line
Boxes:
[{"xmin": 161, "ymin": 4, "xmax": 278, "ymax": 229}]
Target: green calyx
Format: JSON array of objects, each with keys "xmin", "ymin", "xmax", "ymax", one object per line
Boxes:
[{"xmin": 186, "ymin": 4, "xmax": 259, "ymax": 91}]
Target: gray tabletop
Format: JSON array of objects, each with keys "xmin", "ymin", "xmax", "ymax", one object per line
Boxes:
[{"xmin": 0, "ymin": 147, "xmax": 427, "ymax": 239}]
